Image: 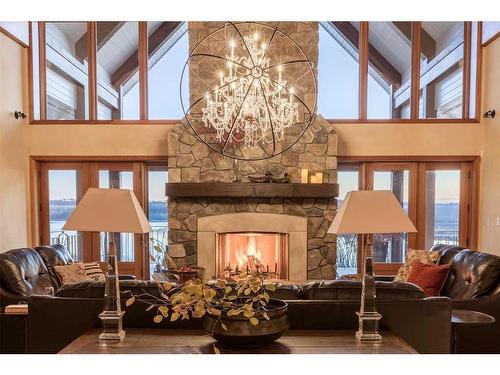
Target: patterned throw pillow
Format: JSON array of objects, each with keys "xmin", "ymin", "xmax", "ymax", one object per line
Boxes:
[
  {"xmin": 83, "ymin": 262, "xmax": 106, "ymax": 281},
  {"xmin": 54, "ymin": 263, "xmax": 93, "ymax": 286},
  {"xmin": 394, "ymin": 249, "xmax": 441, "ymax": 282}
]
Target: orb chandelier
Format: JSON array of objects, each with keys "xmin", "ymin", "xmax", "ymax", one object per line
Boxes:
[{"xmin": 180, "ymin": 22, "xmax": 317, "ymax": 160}]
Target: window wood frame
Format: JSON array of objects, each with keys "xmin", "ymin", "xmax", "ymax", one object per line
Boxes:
[
  {"xmin": 35, "ymin": 158, "xmax": 168, "ymax": 279},
  {"xmin": 337, "ymin": 156, "xmax": 479, "ymax": 276},
  {"xmin": 28, "ymin": 21, "xmax": 481, "ymax": 124}
]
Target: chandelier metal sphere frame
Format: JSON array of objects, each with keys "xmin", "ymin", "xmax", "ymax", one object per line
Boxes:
[{"xmin": 180, "ymin": 22, "xmax": 317, "ymax": 161}]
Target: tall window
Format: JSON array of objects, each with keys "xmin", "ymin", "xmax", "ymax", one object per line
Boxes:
[
  {"xmin": 39, "ymin": 161, "xmax": 168, "ymax": 279},
  {"xmin": 419, "ymin": 22, "xmax": 465, "ymax": 119},
  {"xmin": 367, "ymin": 22, "xmax": 412, "ymax": 119},
  {"xmin": 44, "ymin": 22, "xmax": 89, "ymax": 120},
  {"xmin": 336, "ymin": 160, "xmax": 476, "ymax": 275},
  {"xmin": 31, "ymin": 21, "xmax": 481, "ymax": 122},
  {"xmin": 96, "ymin": 21, "xmax": 140, "ymax": 120},
  {"xmin": 147, "ymin": 166, "xmax": 168, "ymax": 275},
  {"xmin": 147, "ymin": 22, "xmax": 189, "ymax": 119},
  {"xmin": 318, "ymin": 22, "xmax": 359, "ymax": 119},
  {"xmin": 336, "ymin": 166, "xmax": 360, "ymax": 276}
]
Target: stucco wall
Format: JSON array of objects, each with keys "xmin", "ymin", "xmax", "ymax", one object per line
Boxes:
[
  {"xmin": 0, "ymin": 33, "xmax": 30, "ymax": 251},
  {"xmin": 478, "ymin": 38, "xmax": 500, "ymax": 255}
]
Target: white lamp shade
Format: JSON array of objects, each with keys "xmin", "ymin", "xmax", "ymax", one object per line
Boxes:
[
  {"xmin": 328, "ymin": 190, "xmax": 417, "ymax": 235},
  {"xmin": 62, "ymin": 188, "xmax": 152, "ymax": 234}
]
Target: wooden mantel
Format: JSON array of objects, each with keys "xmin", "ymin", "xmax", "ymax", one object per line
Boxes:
[{"xmin": 166, "ymin": 183, "xmax": 338, "ymax": 199}]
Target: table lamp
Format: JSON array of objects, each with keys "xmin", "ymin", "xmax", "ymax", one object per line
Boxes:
[
  {"xmin": 328, "ymin": 190, "xmax": 417, "ymax": 342},
  {"xmin": 63, "ymin": 187, "xmax": 152, "ymax": 341}
]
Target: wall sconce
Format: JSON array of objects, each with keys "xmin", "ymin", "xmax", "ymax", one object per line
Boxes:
[
  {"xmin": 483, "ymin": 110, "xmax": 496, "ymax": 119},
  {"xmin": 14, "ymin": 111, "xmax": 27, "ymax": 119}
]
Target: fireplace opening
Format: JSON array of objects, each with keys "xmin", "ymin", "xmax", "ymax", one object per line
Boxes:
[{"xmin": 216, "ymin": 232, "xmax": 289, "ymax": 279}]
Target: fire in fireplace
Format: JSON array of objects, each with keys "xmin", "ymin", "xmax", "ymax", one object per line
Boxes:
[{"xmin": 216, "ymin": 232, "xmax": 289, "ymax": 279}]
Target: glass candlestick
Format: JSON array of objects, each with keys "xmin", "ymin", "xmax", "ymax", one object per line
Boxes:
[{"xmin": 98, "ymin": 239, "xmax": 125, "ymax": 341}]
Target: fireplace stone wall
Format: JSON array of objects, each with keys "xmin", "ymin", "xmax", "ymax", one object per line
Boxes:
[{"xmin": 167, "ymin": 22, "xmax": 338, "ymax": 280}]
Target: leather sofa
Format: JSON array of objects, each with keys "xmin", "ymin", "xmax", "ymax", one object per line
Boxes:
[
  {"xmin": 430, "ymin": 244, "xmax": 500, "ymax": 353},
  {"xmin": 27, "ymin": 279, "xmax": 451, "ymax": 354},
  {"xmin": 0, "ymin": 245, "xmax": 134, "ymax": 307}
]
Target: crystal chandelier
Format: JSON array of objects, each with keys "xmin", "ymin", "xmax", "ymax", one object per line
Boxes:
[
  {"xmin": 181, "ymin": 22, "xmax": 317, "ymax": 161},
  {"xmin": 201, "ymin": 33, "xmax": 299, "ymax": 149}
]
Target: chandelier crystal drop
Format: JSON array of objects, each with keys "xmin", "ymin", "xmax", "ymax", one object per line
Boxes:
[{"xmin": 201, "ymin": 33, "xmax": 299, "ymax": 149}]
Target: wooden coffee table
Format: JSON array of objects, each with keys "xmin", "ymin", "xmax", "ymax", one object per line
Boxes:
[{"xmin": 59, "ymin": 329, "xmax": 417, "ymax": 354}]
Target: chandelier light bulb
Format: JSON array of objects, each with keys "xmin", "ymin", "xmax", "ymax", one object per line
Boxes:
[{"xmin": 253, "ymin": 32, "xmax": 259, "ymax": 41}]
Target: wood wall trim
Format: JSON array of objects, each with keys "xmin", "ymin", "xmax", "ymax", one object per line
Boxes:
[
  {"xmin": 338, "ymin": 155, "xmax": 480, "ymax": 163},
  {"xmin": 475, "ymin": 22, "xmax": 483, "ymax": 121},
  {"xmin": 38, "ymin": 22, "xmax": 47, "ymax": 120},
  {"xmin": 30, "ymin": 119, "xmax": 179, "ymax": 125},
  {"xmin": 31, "ymin": 155, "xmax": 168, "ymax": 162},
  {"xmin": 139, "ymin": 22, "xmax": 148, "ymax": 120},
  {"xmin": 88, "ymin": 22, "xmax": 98, "ymax": 121},
  {"xmin": 28, "ymin": 22, "xmax": 34, "ymax": 123},
  {"xmin": 410, "ymin": 22, "xmax": 421, "ymax": 119},
  {"xmin": 463, "ymin": 22, "xmax": 472, "ymax": 119},
  {"xmin": 358, "ymin": 22, "xmax": 368, "ymax": 120},
  {"xmin": 0, "ymin": 25, "xmax": 29, "ymax": 48}
]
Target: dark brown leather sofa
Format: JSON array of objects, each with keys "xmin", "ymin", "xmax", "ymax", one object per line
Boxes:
[
  {"xmin": 430, "ymin": 244, "xmax": 500, "ymax": 353},
  {"xmin": 27, "ymin": 279, "xmax": 451, "ymax": 354},
  {"xmin": 3, "ymin": 244, "xmax": 499, "ymax": 354}
]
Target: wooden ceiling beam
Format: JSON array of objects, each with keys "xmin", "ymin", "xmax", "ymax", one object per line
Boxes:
[
  {"xmin": 110, "ymin": 21, "xmax": 182, "ymax": 87},
  {"xmin": 392, "ymin": 21, "xmax": 436, "ymax": 59},
  {"xmin": 75, "ymin": 22, "xmax": 124, "ymax": 62},
  {"xmin": 330, "ymin": 21, "xmax": 401, "ymax": 88}
]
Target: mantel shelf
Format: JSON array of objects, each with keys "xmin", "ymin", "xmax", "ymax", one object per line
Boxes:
[{"xmin": 166, "ymin": 183, "xmax": 338, "ymax": 199}]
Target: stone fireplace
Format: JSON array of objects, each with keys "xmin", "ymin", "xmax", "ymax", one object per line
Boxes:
[{"xmin": 167, "ymin": 22, "xmax": 338, "ymax": 280}]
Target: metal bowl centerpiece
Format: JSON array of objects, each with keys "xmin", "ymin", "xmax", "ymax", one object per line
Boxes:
[
  {"xmin": 203, "ymin": 298, "xmax": 289, "ymax": 347},
  {"xmin": 180, "ymin": 22, "xmax": 317, "ymax": 161}
]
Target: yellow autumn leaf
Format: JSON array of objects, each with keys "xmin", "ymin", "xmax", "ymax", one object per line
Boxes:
[
  {"xmin": 225, "ymin": 286, "xmax": 232, "ymax": 294},
  {"xmin": 264, "ymin": 284, "xmax": 276, "ymax": 291},
  {"xmin": 125, "ymin": 296, "xmax": 135, "ymax": 306},
  {"xmin": 207, "ymin": 306, "xmax": 221, "ymax": 316},
  {"xmin": 244, "ymin": 288, "xmax": 251, "ymax": 295},
  {"xmin": 153, "ymin": 315, "xmax": 163, "ymax": 323},
  {"xmin": 158, "ymin": 305, "xmax": 169, "ymax": 317},
  {"xmin": 170, "ymin": 312, "xmax": 180, "ymax": 322},
  {"xmin": 249, "ymin": 317, "xmax": 259, "ymax": 325},
  {"xmin": 243, "ymin": 310, "xmax": 255, "ymax": 318}
]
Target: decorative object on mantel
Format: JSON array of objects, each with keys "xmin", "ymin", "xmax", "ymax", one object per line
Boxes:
[
  {"xmin": 180, "ymin": 22, "xmax": 317, "ymax": 160},
  {"xmin": 270, "ymin": 173, "xmax": 291, "ymax": 183},
  {"xmin": 328, "ymin": 190, "xmax": 417, "ymax": 343},
  {"xmin": 248, "ymin": 171, "xmax": 273, "ymax": 183},
  {"xmin": 63, "ymin": 188, "xmax": 152, "ymax": 342},
  {"xmin": 126, "ymin": 271, "xmax": 289, "ymax": 348}
]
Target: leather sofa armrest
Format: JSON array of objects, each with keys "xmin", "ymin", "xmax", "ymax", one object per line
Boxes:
[
  {"xmin": 0, "ymin": 287, "xmax": 29, "ymax": 307},
  {"xmin": 118, "ymin": 275, "xmax": 136, "ymax": 280}
]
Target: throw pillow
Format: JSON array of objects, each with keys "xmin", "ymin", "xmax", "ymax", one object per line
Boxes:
[
  {"xmin": 83, "ymin": 262, "xmax": 106, "ymax": 281},
  {"xmin": 54, "ymin": 263, "xmax": 93, "ymax": 286},
  {"xmin": 406, "ymin": 261, "xmax": 451, "ymax": 297},
  {"xmin": 394, "ymin": 249, "xmax": 441, "ymax": 282}
]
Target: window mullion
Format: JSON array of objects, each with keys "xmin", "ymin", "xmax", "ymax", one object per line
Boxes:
[
  {"xmin": 88, "ymin": 22, "xmax": 98, "ymax": 121},
  {"xmin": 358, "ymin": 22, "xmax": 368, "ymax": 120},
  {"xmin": 410, "ymin": 22, "xmax": 421, "ymax": 120},
  {"xmin": 139, "ymin": 22, "xmax": 149, "ymax": 120}
]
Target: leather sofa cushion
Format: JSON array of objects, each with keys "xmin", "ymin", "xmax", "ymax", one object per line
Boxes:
[
  {"xmin": 302, "ymin": 280, "xmax": 426, "ymax": 300},
  {"xmin": 440, "ymin": 250, "xmax": 500, "ymax": 299},
  {"xmin": 267, "ymin": 282, "xmax": 302, "ymax": 300},
  {"xmin": 56, "ymin": 280, "xmax": 170, "ymax": 299},
  {"xmin": 0, "ymin": 248, "xmax": 56, "ymax": 297},
  {"xmin": 35, "ymin": 245, "xmax": 74, "ymax": 288},
  {"xmin": 431, "ymin": 244, "xmax": 466, "ymax": 265}
]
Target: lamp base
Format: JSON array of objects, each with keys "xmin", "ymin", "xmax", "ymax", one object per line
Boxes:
[
  {"xmin": 98, "ymin": 311, "xmax": 126, "ymax": 341},
  {"xmin": 355, "ymin": 311, "xmax": 382, "ymax": 342}
]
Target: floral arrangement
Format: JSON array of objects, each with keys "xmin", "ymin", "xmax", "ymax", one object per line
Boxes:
[{"xmin": 125, "ymin": 272, "xmax": 277, "ymax": 329}]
